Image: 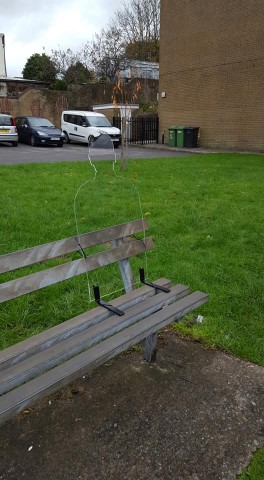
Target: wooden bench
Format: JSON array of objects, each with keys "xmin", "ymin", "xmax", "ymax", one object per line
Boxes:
[{"xmin": 0, "ymin": 219, "xmax": 208, "ymax": 425}]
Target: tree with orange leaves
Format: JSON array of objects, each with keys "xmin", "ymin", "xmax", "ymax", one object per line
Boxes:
[{"xmin": 112, "ymin": 72, "xmax": 141, "ymax": 170}]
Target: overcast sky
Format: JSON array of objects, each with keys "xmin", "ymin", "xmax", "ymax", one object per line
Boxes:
[{"xmin": 1, "ymin": 0, "xmax": 123, "ymax": 77}]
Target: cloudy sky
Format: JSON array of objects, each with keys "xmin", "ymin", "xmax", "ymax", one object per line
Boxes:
[{"xmin": 1, "ymin": 0, "xmax": 123, "ymax": 77}]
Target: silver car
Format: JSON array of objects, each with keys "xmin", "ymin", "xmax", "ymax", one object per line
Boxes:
[{"xmin": 0, "ymin": 113, "xmax": 18, "ymax": 147}]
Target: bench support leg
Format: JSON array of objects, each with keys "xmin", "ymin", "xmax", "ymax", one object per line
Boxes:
[
  {"xmin": 112, "ymin": 239, "xmax": 135, "ymax": 293},
  {"xmin": 144, "ymin": 333, "xmax": 158, "ymax": 363}
]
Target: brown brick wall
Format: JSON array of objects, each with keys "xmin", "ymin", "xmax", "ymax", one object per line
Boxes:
[
  {"xmin": 159, "ymin": 0, "xmax": 264, "ymax": 150},
  {"xmin": 0, "ymin": 90, "xmax": 69, "ymax": 127},
  {"xmin": 0, "ymin": 79, "xmax": 158, "ymax": 127}
]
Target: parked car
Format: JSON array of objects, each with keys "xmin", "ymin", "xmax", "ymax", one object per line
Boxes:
[
  {"xmin": 0, "ymin": 113, "xmax": 18, "ymax": 147},
  {"xmin": 61, "ymin": 110, "xmax": 121, "ymax": 148},
  {"xmin": 15, "ymin": 116, "xmax": 65, "ymax": 147}
]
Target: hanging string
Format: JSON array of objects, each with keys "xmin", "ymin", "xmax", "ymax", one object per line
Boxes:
[{"xmin": 73, "ymin": 150, "xmax": 97, "ymax": 302}]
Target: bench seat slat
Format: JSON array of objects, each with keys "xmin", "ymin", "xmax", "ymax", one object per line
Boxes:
[
  {"xmin": 0, "ymin": 284, "xmax": 189, "ymax": 395},
  {"xmin": 0, "ymin": 218, "xmax": 149, "ymax": 274},
  {"xmin": 0, "ymin": 237, "xmax": 153, "ymax": 303},
  {"xmin": 0, "ymin": 291, "xmax": 208, "ymax": 425},
  {"xmin": 0, "ymin": 278, "xmax": 171, "ymax": 371}
]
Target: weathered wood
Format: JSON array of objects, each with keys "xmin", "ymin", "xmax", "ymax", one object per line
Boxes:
[
  {"xmin": 0, "ymin": 278, "xmax": 172, "ymax": 371},
  {"xmin": 0, "ymin": 218, "xmax": 149, "ymax": 274},
  {"xmin": 0, "ymin": 237, "xmax": 153, "ymax": 303},
  {"xmin": 144, "ymin": 333, "xmax": 158, "ymax": 363},
  {"xmin": 0, "ymin": 291, "xmax": 208, "ymax": 425},
  {"xmin": 112, "ymin": 238, "xmax": 136, "ymax": 293},
  {"xmin": 0, "ymin": 284, "xmax": 189, "ymax": 395},
  {"xmin": 0, "ymin": 218, "xmax": 209, "ymax": 428}
]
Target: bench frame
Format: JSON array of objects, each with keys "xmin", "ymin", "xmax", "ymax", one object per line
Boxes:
[{"xmin": 0, "ymin": 219, "xmax": 208, "ymax": 425}]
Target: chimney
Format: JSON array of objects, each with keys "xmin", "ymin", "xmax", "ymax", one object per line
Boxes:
[{"xmin": 0, "ymin": 34, "xmax": 7, "ymax": 77}]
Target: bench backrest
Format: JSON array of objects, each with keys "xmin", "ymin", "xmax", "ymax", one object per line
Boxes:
[{"xmin": 0, "ymin": 219, "xmax": 152, "ymax": 303}]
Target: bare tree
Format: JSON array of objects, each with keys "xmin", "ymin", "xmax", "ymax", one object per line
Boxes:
[
  {"xmin": 50, "ymin": 0, "xmax": 160, "ymax": 83},
  {"xmin": 51, "ymin": 45, "xmax": 92, "ymax": 85},
  {"xmin": 114, "ymin": 0, "xmax": 160, "ymax": 60},
  {"xmin": 89, "ymin": 0, "xmax": 160, "ymax": 78},
  {"xmin": 89, "ymin": 26, "xmax": 125, "ymax": 82}
]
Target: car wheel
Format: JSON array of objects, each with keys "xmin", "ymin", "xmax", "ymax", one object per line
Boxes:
[
  {"xmin": 30, "ymin": 135, "xmax": 37, "ymax": 146},
  {"xmin": 12, "ymin": 142, "xmax": 18, "ymax": 147},
  {"xmin": 88, "ymin": 135, "xmax": 95, "ymax": 147},
  {"xmin": 63, "ymin": 131, "xmax": 70, "ymax": 144}
]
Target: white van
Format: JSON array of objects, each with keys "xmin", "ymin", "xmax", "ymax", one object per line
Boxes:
[{"xmin": 61, "ymin": 110, "xmax": 121, "ymax": 148}]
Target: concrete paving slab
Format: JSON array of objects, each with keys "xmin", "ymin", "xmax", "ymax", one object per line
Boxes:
[
  {"xmin": 0, "ymin": 333, "xmax": 263, "ymax": 480},
  {"xmin": 137, "ymin": 143, "xmax": 264, "ymax": 155}
]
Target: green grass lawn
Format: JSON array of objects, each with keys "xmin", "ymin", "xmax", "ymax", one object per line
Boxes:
[
  {"xmin": 237, "ymin": 447, "xmax": 264, "ymax": 480},
  {"xmin": 0, "ymin": 153, "xmax": 263, "ymax": 365},
  {"xmin": 0, "ymin": 152, "xmax": 263, "ymax": 477}
]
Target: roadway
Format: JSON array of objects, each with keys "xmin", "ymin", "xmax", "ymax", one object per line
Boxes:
[{"xmin": 0, "ymin": 142, "xmax": 193, "ymax": 165}]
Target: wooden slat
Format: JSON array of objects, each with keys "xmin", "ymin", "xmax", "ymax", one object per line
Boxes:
[
  {"xmin": 0, "ymin": 284, "xmax": 189, "ymax": 395},
  {"xmin": 0, "ymin": 218, "xmax": 148, "ymax": 274},
  {"xmin": 0, "ymin": 291, "xmax": 208, "ymax": 425},
  {"xmin": 0, "ymin": 278, "xmax": 171, "ymax": 371},
  {"xmin": 0, "ymin": 237, "xmax": 153, "ymax": 303}
]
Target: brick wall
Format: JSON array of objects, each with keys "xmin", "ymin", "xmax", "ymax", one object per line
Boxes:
[
  {"xmin": 0, "ymin": 90, "xmax": 68, "ymax": 127},
  {"xmin": 0, "ymin": 79, "xmax": 158, "ymax": 127},
  {"xmin": 159, "ymin": 0, "xmax": 264, "ymax": 151}
]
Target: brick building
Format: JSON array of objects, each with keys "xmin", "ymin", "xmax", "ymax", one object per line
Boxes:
[{"xmin": 158, "ymin": 0, "xmax": 264, "ymax": 151}]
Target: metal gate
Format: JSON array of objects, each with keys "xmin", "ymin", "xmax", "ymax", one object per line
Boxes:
[{"xmin": 113, "ymin": 116, "xmax": 159, "ymax": 145}]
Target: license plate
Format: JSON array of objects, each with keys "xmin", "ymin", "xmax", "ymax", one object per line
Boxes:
[
  {"xmin": 0, "ymin": 129, "xmax": 10, "ymax": 133},
  {"xmin": 52, "ymin": 138, "xmax": 60, "ymax": 141}
]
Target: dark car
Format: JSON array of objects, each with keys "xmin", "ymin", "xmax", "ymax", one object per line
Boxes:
[{"xmin": 15, "ymin": 116, "xmax": 65, "ymax": 147}]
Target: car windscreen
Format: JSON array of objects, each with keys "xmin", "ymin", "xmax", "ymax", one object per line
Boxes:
[
  {"xmin": 86, "ymin": 116, "xmax": 111, "ymax": 127},
  {"xmin": 28, "ymin": 118, "xmax": 54, "ymax": 127},
  {"xmin": 0, "ymin": 116, "xmax": 12, "ymax": 126}
]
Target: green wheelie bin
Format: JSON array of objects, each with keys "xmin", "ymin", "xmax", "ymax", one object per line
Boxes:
[{"xmin": 168, "ymin": 126, "xmax": 177, "ymax": 146}]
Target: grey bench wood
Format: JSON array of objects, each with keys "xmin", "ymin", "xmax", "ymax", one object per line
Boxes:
[{"xmin": 0, "ymin": 218, "xmax": 208, "ymax": 425}]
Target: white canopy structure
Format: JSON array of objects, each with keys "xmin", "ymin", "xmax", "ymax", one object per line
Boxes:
[{"xmin": 93, "ymin": 103, "xmax": 139, "ymax": 140}]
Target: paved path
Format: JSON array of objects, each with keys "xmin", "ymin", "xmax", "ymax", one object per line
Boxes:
[
  {"xmin": 0, "ymin": 333, "xmax": 263, "ymax": 480},
  {"xmin": 1, "ymin": 141, "xmax": 263, "ymax": 166},
  {"xmin": 0, "ymin": 143, "xmax": 192, "ymax": 165}
]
